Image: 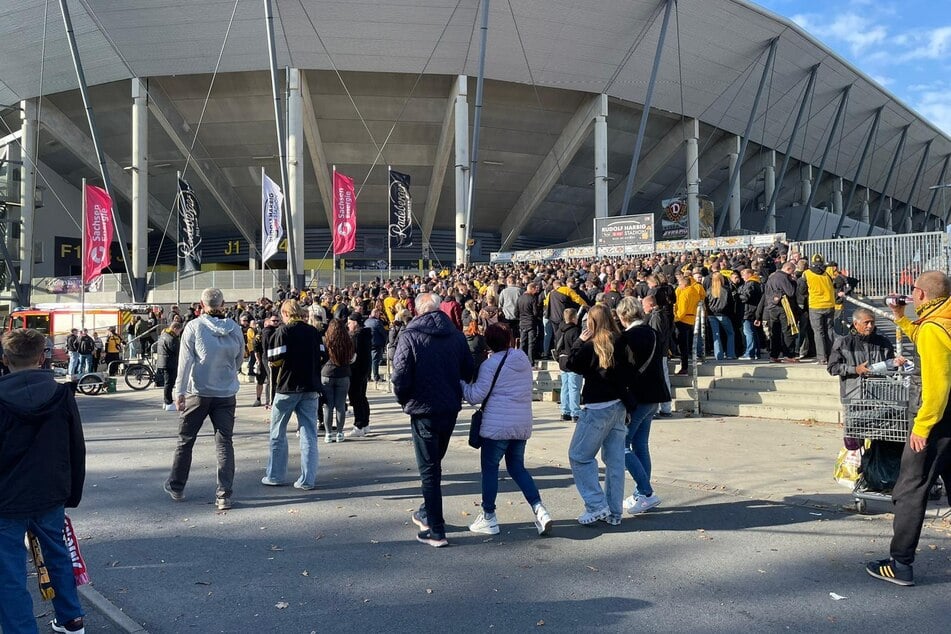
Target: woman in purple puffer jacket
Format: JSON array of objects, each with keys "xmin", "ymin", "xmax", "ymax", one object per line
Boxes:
[{"xmin": 461, "ymin": 322, "xmax": 552, "ymax": 537}]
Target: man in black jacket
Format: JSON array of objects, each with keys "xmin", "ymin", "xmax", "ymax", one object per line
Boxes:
[
  {"xmin": 644, "ymin": 294, "xmax": 675, "ymax": 416},
  {"xmin": 757, "ymin": 261, "xmax": 800, "ymax": 363},
  {"xmin": 392, "ymin": 293, "xmax": 474, "ymax": 547},
  {"xmin": 554, "ymin": 308, "xmax": 582, "ymax": 421},
  {"xmin": 826, "ymin": 308, "xmax": 902, "ymax": 401},
  {"xmin": 156, "ymin": 322, "xmax": 183, "ymax": 411},
  {"xmin": 66, "ymin": 328, "xmax": 80, "ymax": 376},
  {"xmin": 516, "ymin": 281, "xmax": 543, "ymax": 366},
  {"xmin": 0, "ymin": 328, "xmax": 86, "ymax": 634},
  {"xmin": 738, "ymin": 268, "xmax": 764, "ymax": 360},
  {"xmin": 347, "ymin": 313, "xmax": 373, "ymax": 437},
  {"xmin": 262, "ymin": 300, "xmax": 324, "ymax": 490}
]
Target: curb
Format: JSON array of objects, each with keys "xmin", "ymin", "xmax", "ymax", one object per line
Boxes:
[{"xmin": 78, "ymin": 584, "xmax": 149, "ymax": 634}]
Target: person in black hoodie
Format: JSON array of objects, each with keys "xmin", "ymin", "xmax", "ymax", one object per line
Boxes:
[
  {"xmin": 0, "ymin": 328, "xmax": 86, "ymax": 634},
  {"xmin": 643, "ymin": 294, "xmax": 675, "ymax": 417},
  {"xmin": 553, "ymin": 307, "xmax": 582, "ymax": 421},
  {"xmin": 262, "ymin": 300, "xmax": 325, "ymax": 489},
  {"xmin": 616, "ymin": 297, "xmax": 671, "ymax": 516},
  {"xmin": 347, "ymin": 313, "xmax": 373, "ymax": 437}
]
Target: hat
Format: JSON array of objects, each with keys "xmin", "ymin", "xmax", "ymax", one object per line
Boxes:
[{"xmin": 811, "ymin": 253, "xmax": 824, "ymax": 265}]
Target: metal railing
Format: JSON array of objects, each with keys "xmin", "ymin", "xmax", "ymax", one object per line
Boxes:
[{"xmin": 790, "ymin": 232, "xmax": 950, "ymax": 298}]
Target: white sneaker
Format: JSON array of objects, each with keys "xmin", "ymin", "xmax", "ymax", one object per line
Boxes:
[
  {"xmin": 578, "ymin": 507, "xmax": 610, "ymax": 525},
  {"xmin": 469, "ymin": 512, "xmax": 500, "ymax": 535},
  {"xmin": 336, "ymin": 432, "xmax": 345, "ymax": 443},
  {"xmin": 348, "ymin": 427, "xmax": 367, "ymax": 438},
  {"xmin": 164, "ymin": 403, "xmax": 177, "ymax": 412},
  {"xmin": 622, "ymin": 494, "xmax": 639, "ymax": 512},
  {"xmin": 628, "ymin": 493, "xmax": 661, "ymax": 515},
  {"xmin": 325, "ymin": 433, "xmax": 334, "ymax": 444},
  {"xmin": 533, "ymin": 504, "xmax": 552, "ymax": 536}
]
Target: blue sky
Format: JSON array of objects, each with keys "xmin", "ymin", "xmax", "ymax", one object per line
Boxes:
[{"xmin": 754, "ymin": 0, "xmax": 951, "ymax": 134}]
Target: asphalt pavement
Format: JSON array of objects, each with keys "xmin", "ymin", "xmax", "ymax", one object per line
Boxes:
[{"xmin": 52, "ymin": 378, "xmax": 950, "ymax": 633}]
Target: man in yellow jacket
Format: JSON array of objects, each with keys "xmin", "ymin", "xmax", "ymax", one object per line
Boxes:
[
  {"xmin": 673, "ymin": 273, "xmax": 706, "ymax": 375},
  {"xmin": 867, "ymin": 270, "xmax": 951, "ymax": 587},
  {"xmin": 799, "ymin": 254, "xmax": 837, "ymax": 364}
]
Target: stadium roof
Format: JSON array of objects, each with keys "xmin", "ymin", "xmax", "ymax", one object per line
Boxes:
[{"xmin": 1, "ymin": 0, "xmax": 949, "ymax": 249}]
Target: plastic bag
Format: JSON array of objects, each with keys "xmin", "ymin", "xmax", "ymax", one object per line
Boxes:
[
  {"xmin": 833, "ymin": 447, "xmax": 863, "ymax": 489},
  {"xmin": 858, "ymin": 440, "xmax": 904, "ymax": 493}
]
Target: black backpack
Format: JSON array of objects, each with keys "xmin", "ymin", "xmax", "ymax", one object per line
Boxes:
[{"xmin": 77, "ymin": 337, "xmax": 95, "ymax": 355}]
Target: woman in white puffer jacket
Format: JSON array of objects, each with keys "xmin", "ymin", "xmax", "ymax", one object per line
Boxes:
[{"xmin": 461, "ymin": 322, "xmax": 553, "ymax": 537}]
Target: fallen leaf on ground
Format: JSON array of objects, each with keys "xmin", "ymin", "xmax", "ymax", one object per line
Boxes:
[
  {"xmin": 426, "ymin": 588, "xmax": 433, "ymax": 594},
  {"xmin": 586, "ymin": 565, "xmax": 599, "ymax": 572},
  {"xmin": 536, "ymin": 620, "xmax": 545, "ymax": 626},
  {"xmin": 301, "ymin": 571, "xmax": 309, "ymax": 577},
  {"xmin": 275, "ymin": 602, "xmax": 289, "ymax": 609}
]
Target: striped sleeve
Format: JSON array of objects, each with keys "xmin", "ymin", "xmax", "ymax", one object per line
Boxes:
[{"xmin": 268, "ymin": 327, "xmax": 288, "ymax": 365}]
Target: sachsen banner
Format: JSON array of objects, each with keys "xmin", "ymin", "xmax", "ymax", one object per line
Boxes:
[
  {"xmin": 333, "ymin": 170, "xmax": 357, "ymax": 255},
  {"xmin": 83, "ymin": 184, "xmax": 114, "ymax": 284},
  {"xmin": 593, "ymin": 213, "xmax": 655, "ymax": 254}
]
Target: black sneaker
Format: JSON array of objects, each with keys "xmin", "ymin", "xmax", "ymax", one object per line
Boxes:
[
  {"xmin": 412, "ymin": 511, "xmax": 430, "ymax": 531},
  {"xmin": 416, "ymin": 530, "xmax": 448, "ymax": 547},
  {"xmin": 866, "ymin": 558, "xmax": 914, "ymax": 586},
  {"xmin": 561, "ymin": 414, "xmax": 572, "ymax": 421},
  {"xmin": 51, "ymin": 617, "xmax": 85, "ymax": 633},
  {"xmin": 163, "ymin": 481, "xmax": 184, "ymax": 501}
]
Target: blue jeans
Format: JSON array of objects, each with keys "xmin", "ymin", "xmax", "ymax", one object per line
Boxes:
[
  {"xmin": 568, "ymin": 401, "xmax": 627, "ymax": 516},
  {"xmin": 79, "ymin": 354, "xmax": 94, "ymax": 375},
  {"xmin": 625, "ymin": 403, "xmax": 658, "ymax": 497},
  {"xmin": 370, "ymin": 346, "xmax": 384, "ymax": 382},
  {"xmin": 542, "ymin": 318, "xmax": 554, "ymax": 357},
  {"xmin": 321, "ymin": 376, "xmax": 349, "ymax": 433},
  {"xmin": 266, "ymin": 391, "xmax": 320, "ymax": 487},
  {"xmin": 0, "ymin": 506, "xmax": 84, "ymax": 634},
  {"xmin": 658, "ymin": 356, "xmax": 672, "ymax": 414},
  {"xmin": 560, "ymin": 370, "xmax": 581, "ymax": 418},
  {"xmin": 68, "ymin": 351, "xmax": 80, "ymax": 376},
  {"xmin": 708, "ymin": 314, "xmax": 735, "ymax": 360},
  {"xmin": 742, "ymin": 319, "xmax": 760, "ymax": 358},
  {"xmin": 480, "ymin": 438, "xmax": 541, "ymax": 513}
]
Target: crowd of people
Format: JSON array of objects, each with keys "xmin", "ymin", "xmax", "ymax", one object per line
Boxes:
[{"xmin": 3, "ymin": 242, "xmax": 950, "ymax": 633}]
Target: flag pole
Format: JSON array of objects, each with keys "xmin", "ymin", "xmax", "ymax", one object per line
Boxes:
[
  {"xmin": 261, "ymin": 166, "xmax": 266, "ymax": 299},
  {"xmin": 81, "ymin": 178, "xmax": 86, "ymax": 330},
  {"xmin": 332, "ymin": 164, "xmax": 337, "ymax": 290},
  {"xmin": 387, "ymin": 165, "xmax": 392, "ymax": 281},
  {"xmin": 175, "ymin": 171, "xmax": 181, "ymax": 308}
]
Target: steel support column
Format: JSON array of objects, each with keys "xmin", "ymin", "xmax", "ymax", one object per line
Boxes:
[
  {"xmin": 716, "ymin": 37, "xmax": 778, "ymax": 235},
  {"xmin": 867, "ymin": 125, "xmax": 908, "ymax": 236},
  {"xmin": 454, "ymin": 77, "xmax": 469, "ymax": 264},
  {"xmin": 621, "ymin": 0, "xmax": 674, "ymax": 216},
  {"xmin": 287, "ymin": 69, "xmax": 305, "ymax": 283},
  {"xmin": 832, "ymin": 177, "xmax": 843, "ymax": 219},
  {"xmin": 686, "ymin": 119, "xmax": 700, "ymax": 239},
  {"xmin": 594, "ymin": 109, "xmax": 608, "ymax": 219},
  {"xmin": 761, "ymin": 65, "xmax": 818, "ymax": 233},
  {"xmin": 898, "ymin": 139, "xmax": 931, "ymax": 234},
  {"xmin": 835, "ymin": 107, "xmax": 882, "ymax": 236},
  {"xmin": 463, "ymin": 0, "xmax": 490, "ymax": 264},
  {"xmin": 763, "ymin": 150, "xmax": 776, "ymax": 233},
  {"xmin": 860, "ymin": 188, "xmax": 870, "ymax": 226},
  {"xmin": 18, "ymin": 99, "xmax": 36, "ymax": 304},
  {"xmin": 423, "ymin": 76, "xmax": 465, "ymax": 257},
  {"xmin": 131, "ymin": 79, "xmax": 148, "ymax": 300},
  {"xmin": 299, "ymin": 71, "xmax": 334, "ymax": 229},
  {"xmin": 925, "ymin": 154, "xmax": 950, "ymax": 228},
  {"xmin": 727, "ymin": 137, "xmax": 741, "ymax": 233},
  {"xmin": 796, "ymin": 85, "xmax": 851, "ymax": 237}
]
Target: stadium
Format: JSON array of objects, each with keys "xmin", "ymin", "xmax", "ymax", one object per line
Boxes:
[{"xmin": 1, "ymin": 0, "xmax": 950, "ymax": 305}]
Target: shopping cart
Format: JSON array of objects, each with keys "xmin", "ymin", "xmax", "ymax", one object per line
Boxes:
[{"xmin": 844, "ymin": 374, "xmax": 911, "ymax": 513}]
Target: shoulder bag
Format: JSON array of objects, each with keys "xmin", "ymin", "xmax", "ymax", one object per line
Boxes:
[{"xmin": 469, "ymin": 350, "xmax": 509, "ymax": 449}]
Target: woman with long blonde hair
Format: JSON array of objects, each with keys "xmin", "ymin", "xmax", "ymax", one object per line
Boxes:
[{"xmin": 564, "ymin": 304, "xmax": 633, "ymax": 526}]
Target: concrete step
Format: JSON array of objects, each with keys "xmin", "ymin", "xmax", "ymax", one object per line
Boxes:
[
  {"xmin": 669, "ymin": 375, "xmax": 716, "ymax": 389},
  {"xmin": 710, "ymin": 376, "xmax": 839, "ymax": 396},
  {"xmin": 704, "ymin": 388, "xmax": 842, "ymax": 409},
  {"xmin": 700, "ymin": 400, "xmax": 842, "ymax": 423}
]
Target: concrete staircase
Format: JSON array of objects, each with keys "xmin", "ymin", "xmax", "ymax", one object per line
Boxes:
[{"xmin": 533, "ymin": 359, "xmax": 843, "ymax": 423}]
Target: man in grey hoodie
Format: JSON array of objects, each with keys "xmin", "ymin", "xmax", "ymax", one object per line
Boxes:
[{"xmin": 165, "ymin": 288, "xmax": 245, "ymax": 511}]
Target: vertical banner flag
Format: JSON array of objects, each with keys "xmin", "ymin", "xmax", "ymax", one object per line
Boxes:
[
  {"xmin": 261, "ymin": 172, "xmax": 284, "ymax": 262},
  {"xmin": 333, "ymin": 170, "xmax": 357, "ymax": 255},
  {"xmin": 176, "ymin": 178, "xmax": 203, "ymax": 272},
  {"xmin": 388, "ymin": 170, "xmax": 413, "ymax": 248},
  {"xmin": 83, "ymin": 184, "xmax": 114, "ymax": 284}
]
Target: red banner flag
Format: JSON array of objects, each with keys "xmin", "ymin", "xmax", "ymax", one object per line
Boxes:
[
  {"xmin": 83, "ymin": 184, "xmax": 114, "ymax": 284},
  {"xmin": 333, "ymin": 171, "xmax": 357, "ymax": 255}
]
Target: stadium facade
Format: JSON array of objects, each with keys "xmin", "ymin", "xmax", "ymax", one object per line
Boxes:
[{"xmin": 1, "ymin": 0, "xmax": 950, "ymax": 304}]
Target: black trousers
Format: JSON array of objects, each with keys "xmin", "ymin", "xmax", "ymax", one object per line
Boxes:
[
  {"xmin": 675, "ymin": 322, "xmax": 694, "ymax": 369},
  {"xmin": 411, "ymin": 415, "xmax": 457, "ymax": 535},
  {"xmin": 890, "ymin": 419, "xmax": 951, "ymax": 565},
  {"xmin": 348, "ymin": 374, "xmax": 370, "ymax": 429},
  {"xmin": 520, "ymin": 326, "xmax": 537, "ymax": 365},
  {"xmin": 161, "ymin": 367, "xmax": 177, "ymax": 406},
  {"xmin": 809, "ymin": 308, "xmax": 835, "ymax": 362},
  {"xmin": 767, "ymin": 311, "xmax": 797, "ymax": 359}
]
